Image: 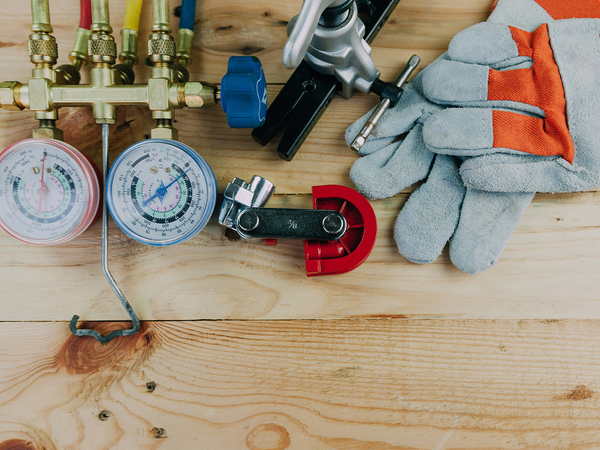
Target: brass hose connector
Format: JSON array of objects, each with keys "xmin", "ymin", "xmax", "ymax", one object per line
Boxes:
[
  {"xmin": 148, "ymin": 0, "xmax": 175, "ymax": 67},
  {"xmin": 176, "ymin": 28, "xmax": 194, "ymax": 67},
  {"xmin": 30, "ymin": 0, "xmax": 52, "ymax": 34},
  {"xmin": 89, "ymin": 0, "xmax": 116, "ymax": 66},
  {"xmin": 148, "ymin": 33, "xmax": 176, "ymax": 65},
  {"xmin": 89, "ymin": 34, "xmax": 117, "ymax": 66},
  {"xmin": 28, "ymin": 33, "xmax": 58, "ymax": 67},
  {"xmin": 120, "ymin": 28, "xmax": 138, "ymax": 66},
  {"xmin": 69, "ymin": 27, "xmax": 91, "ymax": 70}
]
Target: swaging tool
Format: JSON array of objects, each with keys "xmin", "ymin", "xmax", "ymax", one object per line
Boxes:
[
  {"xmin": 219, "ymin": 177, "xmax": 377, "ymax": 276},
  {"xmin": 252, "ymin": 0, "xmax": 405, "ymax": 161},
  {"xmin": 0, "ymin": 0, "xmax": 267, "ymax": 342}
]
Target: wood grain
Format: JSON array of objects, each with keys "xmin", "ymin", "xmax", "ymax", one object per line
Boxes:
[
  {"xmin": 1, "ymin": 191, "xmax": 600, "ymax": 321},
  {"xmin": 0, "ymin": 320, "xmax": 599, "ymax": 449}
]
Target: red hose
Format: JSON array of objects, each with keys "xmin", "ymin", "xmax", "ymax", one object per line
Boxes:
[{"xmin": 79, "ymin": 0, "xmax": 92, "ymax": 29}]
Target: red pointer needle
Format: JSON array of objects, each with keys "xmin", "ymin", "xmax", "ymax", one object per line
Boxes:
[{"xmin": 37, "ymin": 151, "xmax": 49, "ymax": 215}]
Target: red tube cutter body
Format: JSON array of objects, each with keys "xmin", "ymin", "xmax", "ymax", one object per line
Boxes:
[{"xmin": 305, "ymin": 185, "xmax": 377, "ymax": 276}]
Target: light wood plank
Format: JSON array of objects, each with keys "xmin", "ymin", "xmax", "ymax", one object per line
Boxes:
[
  {"xmin": 0, "ymin": 320, "xmax": 599, "ymax": 449},
  {"xmin": 1, "ymin": 0, "xmax": 599, "ymax": 322},
  {"xmin": 1, "ymin": 192, "xmax": 600, "ymax": 321}
]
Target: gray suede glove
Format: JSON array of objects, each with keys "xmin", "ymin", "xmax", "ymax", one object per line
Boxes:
[
  {"xmin": 346, "ymin": 0, "xmax": 559, "ymax": 274},
  {"xmin": 422, "ymin": 19, "xmax": 600, "ymax": 194}
]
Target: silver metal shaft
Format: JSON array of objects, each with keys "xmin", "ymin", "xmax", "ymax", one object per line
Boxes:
[
  {"xmin": 69, "ymin": 124, "xmax": 141, "ymax": 342},
  {"xmin": 350, "ymin": 55, "xmax": 421, "ymax": 153}
]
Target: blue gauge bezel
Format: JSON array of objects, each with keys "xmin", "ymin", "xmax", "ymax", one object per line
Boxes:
[{"xmin": 106, "ymin": 139, "xmax": 217, "ymax": 246}]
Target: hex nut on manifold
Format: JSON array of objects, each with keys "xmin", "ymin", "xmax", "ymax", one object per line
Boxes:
[
  {"xmin": 184, "ymin": 82, "xmax": 206, "ymax": 108},
  {"xmin": 151, "ymin": 126, "xmax": 178, "ymax": 140},
  {"xmin": 0, "ymin": 81, "xmax": 24, "ymax": 111},
  {"xmin": 32, "ymin": 125, "xmax": 63, "ymax": 140}
]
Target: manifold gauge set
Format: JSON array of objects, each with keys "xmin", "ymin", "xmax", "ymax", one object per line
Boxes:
[{"xmin": 0, "ymin": 0, "xmax": 402, "ymax": 341}]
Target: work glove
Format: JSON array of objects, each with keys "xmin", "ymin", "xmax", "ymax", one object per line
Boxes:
[
  {"xmin": 422, "ymin": 19, "xmax": 600, "ymax": 194},
  {"xmin": 346, "ymin": 0, "xmax": 600, "ymax": 274}
]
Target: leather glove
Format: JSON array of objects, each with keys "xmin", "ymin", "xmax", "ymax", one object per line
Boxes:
[
  {"xmin": 422, "ymin": 19, "xmax": 600, "ymax": 194},
  {"xmin": 346, "ymin": 0, "xmax": 599, "ymax": 274}
]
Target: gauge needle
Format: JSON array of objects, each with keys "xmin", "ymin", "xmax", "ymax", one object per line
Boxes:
[
  {"xmin": 143, "ymin": 168, "xmax": 190, "ymax": 207},
  {"xmin": 37, "ymin": 151, "xmax": 49, "ymax": 215}
]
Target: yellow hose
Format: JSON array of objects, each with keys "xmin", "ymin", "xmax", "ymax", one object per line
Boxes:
[{"xmin": 123, "ymin": 0, "xmax": 143, "ymax": 32}]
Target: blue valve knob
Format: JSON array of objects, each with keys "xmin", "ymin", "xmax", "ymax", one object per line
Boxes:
[{"xmin": 221, "ymin": 56, "xmax": 267, "ymax": 129}]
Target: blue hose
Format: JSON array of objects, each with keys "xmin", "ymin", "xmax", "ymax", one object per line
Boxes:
[{"xmin": 179, "ymin": 0, "xmax": 196, "ymax": 31}]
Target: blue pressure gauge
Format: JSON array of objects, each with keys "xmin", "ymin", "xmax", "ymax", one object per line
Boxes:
[{"xmin": 107, "ymin": 139, "xmax": 217, "ymax": 246}]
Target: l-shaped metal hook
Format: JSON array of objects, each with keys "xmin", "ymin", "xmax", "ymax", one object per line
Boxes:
[{"xmin": 70, "ymin": 124, "xmax": 141, "ymax": 343}]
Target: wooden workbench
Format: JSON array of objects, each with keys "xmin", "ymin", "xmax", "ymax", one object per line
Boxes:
[{"xmin": 1, "ymin": 0, "xmax": 599, "ymax": 448}]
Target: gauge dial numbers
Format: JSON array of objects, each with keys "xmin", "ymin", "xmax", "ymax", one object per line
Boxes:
[
  {"xmin": 107, "ymin": 139, "xmax": 217, "ymax": 246},
  {"xmin": 0, "ymin": 139, "xmax": 100, "ymax": 245}
]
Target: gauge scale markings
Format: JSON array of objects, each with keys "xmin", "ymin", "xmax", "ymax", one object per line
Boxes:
[
  {"xmin": 0, "ymin": 139, "xmax": 100, "ymax": 245},
  {"xmin": 107, "ymin": 139, "xmax": 217, "ymax": 246}
]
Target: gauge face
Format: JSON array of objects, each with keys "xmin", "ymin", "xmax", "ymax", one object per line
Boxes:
[
  {"xmin": 107, "ymin": 139, "xmax": 217, "ymax": 246},
  {"xmin": 0, "ymin": 139, "xmax": 100, "ymax": 245}
]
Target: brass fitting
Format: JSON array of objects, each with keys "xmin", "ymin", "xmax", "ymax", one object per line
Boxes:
[
  {"xmin": 0, "ymin": 81, "xmax": 24, "ymax": 111},
  {"xmin": 152, "ymin": 0, "xmax": 172, "ymax": 34},
  {"xmin": 89, "ymin": 33, "xmax": 117, "ymax": 66},
  {"xmin": 88, "ymin": 0, "xmax": 116, "ymax": 67},
  {"xmin": 90, "ymin": 0, "xmax": 112, "ymax": 34},
  {"xmin": 151, "ymin": 118, "xmax": 178, "ymax": 140},
  {"xmin": 0, "ymin": 0, "xmax": 225, "ymax": 138},
  {"xmin": 30, "ymin": 0, "xmax": 52, "ymax": 34},
  {"xmin": 69, "ymin": 27, "xmax": 91, "ymax": 70},
  {"xmin": 148, "ymin": 33, "xmax": 176, "ymax": 66},
  {"xmin": 32, "ymin": 118, "xmax": 63, "ymax": 140},
  {"xmin": 120, "ymin": 28, "xmax": 138, "ymax": 66},
  {"xmin": 176, "ymin": 28, "xmax": 194, "ymax": 67},
  {"xmin": 184, "ymin": 82, "xmax": 218, "ymax": 108},
  {"xmin": 28, "ymin": 32, "xmax": 58, "ymax": 67}
]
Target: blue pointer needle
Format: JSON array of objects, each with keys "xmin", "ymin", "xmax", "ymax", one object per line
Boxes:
[{"xmin": 143, "ymin": 168, "xmax": 191, "ymax": 207}]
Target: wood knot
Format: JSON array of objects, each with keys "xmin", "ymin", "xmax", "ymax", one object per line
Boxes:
[
  {"xmin": 152, "ymin": 427, "xmax": 167, "ymax": 439},
  {"xmin": 225, "ymin": 228, "xmax": 241, "ymax": 241},
  {"xmin": 246, "ymin": 424, "xmax": 291, "ymax": 450},
  {"xmin": 146, "ymin": 381, "xmax": 157, "ymax": 393},
  {"xmin": 555, "ymin": 385, "xmax": 594, "ymax": 401},
  {"xmin": 241, "ymin": 46, "xmax": 265, "ymax": 55},
  {"xmin": 0, "ymin": 440, "xmax": 37, "ymax": 450},
  {"xmin": 98, "ymin": 410, "xmax": 111, "ymax": 421},
  {"xmin": 59, "ymin": 322, "xmax": 154, "ymax": 375}
]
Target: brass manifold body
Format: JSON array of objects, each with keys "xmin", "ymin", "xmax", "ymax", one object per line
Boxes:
[{"xmin": 0, "ymin": 0, "xmax": 219, "ymax": 141}]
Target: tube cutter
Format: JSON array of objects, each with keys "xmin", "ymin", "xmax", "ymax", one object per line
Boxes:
[{"xmin": 219, "ymin": 176, "xmax": 377, "ymax": 276}]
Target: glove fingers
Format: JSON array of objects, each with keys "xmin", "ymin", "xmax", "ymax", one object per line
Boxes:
[
  {"xmin": 423, "ymin": 108, "xmax": 574, "ymax": 163},
  {"xmin": 449, "ymin": 189, "xmax": 534, "ymax": 274},
  {"xmin": 350, "ymin": 124, "xmax": 435, "ymax": 200},
  {"xmin": 448, "ymin": 23, "xmax": 524, "ymax": 66},
  {"xmin": 423, "ymin": 60, "xmax": 543, "ymax": 114},
  {"xmin": 394, "ymin": 155, "xmax": 465, "ymax": 264},
  {"xmin": 460, "ymin": 153, "xmax": 600, "ymax": 193}
]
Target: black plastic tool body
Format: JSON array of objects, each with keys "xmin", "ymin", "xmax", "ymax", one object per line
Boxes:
[{"xmin": 251, "ymin": 0, "xmax": 401, "ymax": 161}]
